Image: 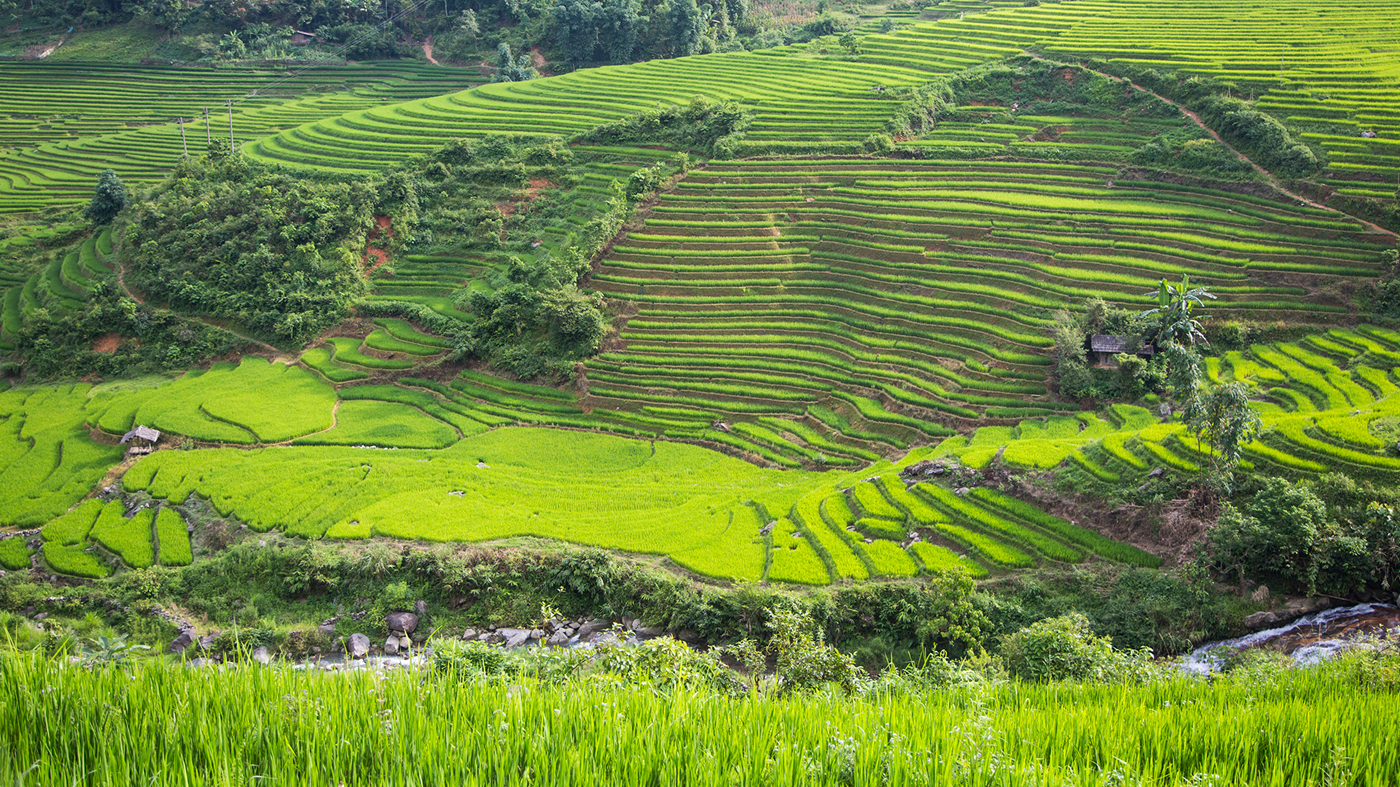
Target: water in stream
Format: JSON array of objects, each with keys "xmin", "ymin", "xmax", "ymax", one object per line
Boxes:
[{"xmin": 1181, "ymin": 602, "xmax": 1400, "ymax": 673}]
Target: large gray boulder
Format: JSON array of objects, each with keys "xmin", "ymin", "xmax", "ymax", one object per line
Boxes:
[
  {"xmin": 498, "ymin": 628, "xmax": 531, "ymax": 648},
  {"xmin": 251, "ymin": 646, "xmax": 272, "ymax": 665},
  {"xmin": 169, "ymin": 629, "xmax": 196, "ymax": 654},
  {"xmin": 577, "ymin": 619, "xmax": 609, "ymax": 639},
  {"xmin": 348, "ymin": 632, "xmax": 370, "ymax": 659},
  {"xmin": 384, "ymin": 636, "xmax": 399, "ymax": 656},
  {"xmin": 385, "ymin": 612, "xmax": 419, "ymax": 635}
]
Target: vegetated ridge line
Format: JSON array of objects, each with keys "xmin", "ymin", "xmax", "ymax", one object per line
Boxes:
[{"xmin": 1030, "ymin": 54, "xmax": 1398, "ymax": 240}]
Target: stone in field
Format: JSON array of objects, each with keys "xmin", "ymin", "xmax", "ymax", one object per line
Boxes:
[
  {"xmin": 385, "ymin": 611, "xmax": 419, "ymax": 634},
  {"xmin": 349, "ymin": 633, "xmax": 370, "ymax": 658}
]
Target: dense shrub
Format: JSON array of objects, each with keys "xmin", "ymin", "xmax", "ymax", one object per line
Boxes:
[
  {"xmin": 1100, "ymin": 62, "xmax": 1324, "ymax": 180},
  {"xmin": 18, "ymin": 282, "xmax": 247, "ymax": 379},
  {"xmin": 575, "ymin": 96, "xmax": 752, "ymax": 158},
  {"xmin": 126, "ymin": 154, "xmax": 376, "ymax": 345},
  {"xmin": 766, "ymin": 608, "xmax": 864, "ymax": 694},
  {"xmin": 1001, "ymin": 613, "xmax": 1153, "ymax": 683},
  {"xmin": 1204, "ymin": 474, "xmax": 1400, "ymax": 597},
  {"xmin": 1206, "ymin": 478, "xmax": 1329, "ymax": 592}
]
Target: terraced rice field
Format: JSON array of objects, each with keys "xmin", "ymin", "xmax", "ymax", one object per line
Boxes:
[
  {"xmin": 848, "ymin": 0, "xmax": 1400, "ymax": 194},
  {"xmin": 0, "ymin": 60, "xmax": 483, "ymax": 214},
  {"xmin": 12, "ymin": 323, "xmax": 1400, "ymax": 583},
  {"xmin": 240, "ymin": 51, "xmax": 949, "ymax": 173},
  {"xmin": 119, "ymin": 421, "xmax": 1157, "ymax": 584},
  {"xmin": 581, "ymin": 157, "xmax": 1386, "ymax": 448},
  {"xmin": 0, "ymin": 358, "xmax": 340, "ymax": 530}
]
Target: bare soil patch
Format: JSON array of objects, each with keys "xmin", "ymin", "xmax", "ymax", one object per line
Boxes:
[{"xmin": 91, "ymin": 332, "xmax": 121, "ymax": 353}]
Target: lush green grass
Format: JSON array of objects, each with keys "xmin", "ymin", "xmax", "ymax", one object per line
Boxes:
[
  {"xmin": 154, "ymin": 507, "xmax": 192, "ymax": 567},
  {"xmin": 300, "ymin": 346, "xmax": 370, "ymax": 383},
  {"xmin": 128, "ymin": 427, "xmax": 806, "ymax": 580},
  {"xmin": 970, "ymin": 488, "xmax": 1162, "ymax": 567},
  {"xmin": 88, "ymin": 503, "xmax": 155, "ymax": 569},
  {"xmin": 120, "ymin": 358, "xmax": 335, "ymax": 444},
  {"xmin": 4, "ymin": 651, "xmax": 1398, "ymax": 785},
  {"xmin": 39, "ymin": 541, "xmax": 111, "ymax": 578},
  {"xmin": 0, "ymin": 537, "xmax": 29, "ymax": 570},
  {"xmin": 910, "ymin": 541, "xmax": 987, "ymax": 577},
  {"xmin": 326, "ymin": 337, "xmax": 415, "ymax": 371},
  {"xmin": 373, "ymin": 318, "xmax": 451, "ymax": 348},
  {"xmin": 293, "ymin": 399, "xmax": 460, "ymax": 450},
  {"xmin": 0, "ymin": 389, "xmax": 124, "ymax": 528},
  {"xmin": 363, "ymin": 329, "xmax": 443, "ymax": 357}
]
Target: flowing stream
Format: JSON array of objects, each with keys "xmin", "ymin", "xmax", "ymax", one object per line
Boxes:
[{"xmin": 1181, "ymin": 602, "xmax": 1400, "ymax": 673}]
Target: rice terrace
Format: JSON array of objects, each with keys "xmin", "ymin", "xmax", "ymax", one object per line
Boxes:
[{"xmin": 3, "ymin": 0, "xmax": 1400, "ymax": 783}]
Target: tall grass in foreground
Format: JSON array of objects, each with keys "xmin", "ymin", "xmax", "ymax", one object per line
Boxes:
[{"xmin": 0, "ymin": 653, "xmax": 1396, "ymax": 785}]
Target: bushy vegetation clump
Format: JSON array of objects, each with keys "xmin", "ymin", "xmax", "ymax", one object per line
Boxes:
[
  {"xmin": 1097, "ymin": 60, "xmax": 1325, "ymax": 180},
  {"xmin": 1000, "ymin": 612, "xmax": 1153, "ymax": 683},
  {"xmin": 126, "ymin": 153, "xmax": 376, "ymax": 345},
  {"xmin": 18, "ymin": 282, "xmax": 247, "ymax": 379},
  {"xmin": 1205, "ymin": 474, "xmax": 1400, "ymax": 598},
  {"xmin": 576, "ymin": 96, "xmax": 752, "ymax": 158}
]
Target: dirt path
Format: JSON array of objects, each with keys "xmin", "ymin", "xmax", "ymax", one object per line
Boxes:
[
  {"xmin": 1031, "ymin": 54, "xmax": 1398, "ymax": 240},
  {"xmin": 423, "ymin": 37, "xmax": 440, "ymax": 66}
]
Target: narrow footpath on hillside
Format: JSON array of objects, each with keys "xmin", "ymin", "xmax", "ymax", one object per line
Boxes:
[{"xmin": 1032, "ymin": 54, "xmax": 1398, "ymax": 240}]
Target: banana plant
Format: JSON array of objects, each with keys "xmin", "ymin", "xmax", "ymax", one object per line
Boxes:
[{"xmin": 1142, "ymin": 274, "xmax": 1215, "ymax": 348}]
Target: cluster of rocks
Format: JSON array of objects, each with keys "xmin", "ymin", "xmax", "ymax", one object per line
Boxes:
[
  {"xmin": 462, "ymin": 617, "xmax": 669, "ymax": 649},
  {"xmin": 163, "ymin": 589, "xmax": 693, "ymax": 669},
  {"xmin": 899, "ymin": 460, "xmax": 949, "ymax": 481},
  {"xmin": 1242, "ymin": 592, "xmax": 1333, "ymax": 630},
  {"xmin": 382, "ymin": 608, "xmax": 421, "ymax": 656}
]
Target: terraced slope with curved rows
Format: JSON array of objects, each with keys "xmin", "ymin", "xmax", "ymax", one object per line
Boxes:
[
  {"xmin": 12, "ymin": 324, "xmax": 1400, "ymax": 583},
  {"xmin": 0, "ymin": 60, "xmax": 483, "ymax": 214},
  {"xmin": 848, "ymin": 0, "xmax": 1400, "ymax": 195},
  {"xmin": 240, "ymin": 52, "xmax": 953, "ymax": 173},
  {"xmin": 580, "ymin": 156, "xmax": 1388, "ymax": 440}
]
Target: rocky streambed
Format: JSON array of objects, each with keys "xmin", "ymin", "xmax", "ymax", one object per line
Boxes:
[{"xmin": 1182, "ymin": 602, "xmax": 1400, "ymax": 673}]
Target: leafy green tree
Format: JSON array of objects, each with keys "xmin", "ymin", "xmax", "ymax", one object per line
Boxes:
[
  {"xmin": 668, "ymin": 0, "xmax": 706, "ymax": 57},
  {"xmin": 125, "ymin": 155, "xmax": 373, "ymax": 345},
  {"xmin": 599, "ymin": 0, "xmax": 641, "ymax": 63},
  {"xmin": 1185, "ymin": 381, "xmax": 1261, "ymax": 495},
  {"xmin": 133, "ymin": 0, "xmax": 188, "ymax": 29},
  {"xmin": 1207, "ymin": 478, "xmax": 1329, "ymax": 592},
  {"xmin": 838, "ymin": 31, "xmax": 860, "ymax": 55},
  {"xmin": 456, "ymin": 8, "xmax": 479, "ymax": 39},
  {"xmin": 84, "ymin": 170, "xmax": 128, "ymax": 226},
  {"xmin": 554, "ymin": 0, "xmax": 601, "ymax": 66},
  {"xmin": 1143, "ymin": 276, "xmax": 1260, "ymax": 494},
  {"xmin": 492, "ymin": 43, "xmax": 539, "ymax": 82}
]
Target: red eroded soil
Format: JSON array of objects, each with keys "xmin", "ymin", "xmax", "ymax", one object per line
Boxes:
[
  {"xmin": 495, "ymin": 180, "xmax": 556, "ymax": 219},
  {"xmin": 91, "ymin": 332, "xmax": 121, "ymax": 353},
  {"xmin": 364, "ymin": 215, "xmax": 392, "ymax": 274}
]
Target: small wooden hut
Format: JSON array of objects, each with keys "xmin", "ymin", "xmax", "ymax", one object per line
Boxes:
[
  {"xmin": 120, "ymin": 425, "xmax": 161, "ymax": 456},
  {"xmin": 1089, "ymin": 335, "xmax": 1154, "ymax": 367}
]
